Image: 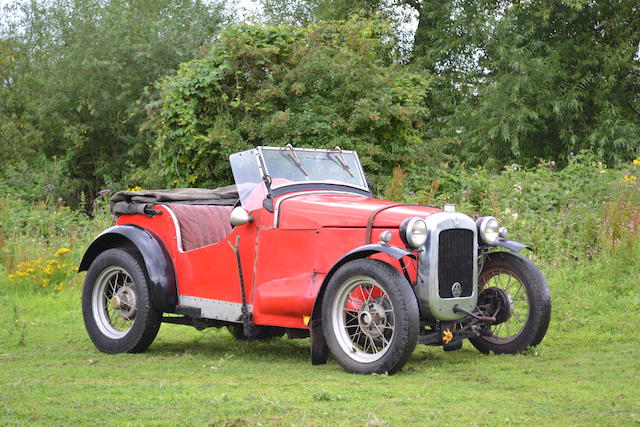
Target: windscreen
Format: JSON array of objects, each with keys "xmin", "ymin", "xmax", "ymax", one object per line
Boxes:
[
  {"xmin": 260, "ymin": 147, "xmax": 367, "ymax": 190},
  {"xmin": 230, "ymin": 146, "xmax": 368, "ymax": 211}
]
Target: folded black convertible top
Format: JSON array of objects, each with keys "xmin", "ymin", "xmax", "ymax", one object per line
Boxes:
[{"xmin": 109, "ymin": 186, "xmax": 238, "ymax": 216}]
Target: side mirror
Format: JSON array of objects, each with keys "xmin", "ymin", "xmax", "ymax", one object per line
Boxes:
[{"xmin": 230, "ymin": 207, "xmax": 254, "ymax": 226}]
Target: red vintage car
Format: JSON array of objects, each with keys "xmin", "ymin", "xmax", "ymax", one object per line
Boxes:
[{"xmin": 80, "ymin": 145, "xmax": 551, "ymax": 374}]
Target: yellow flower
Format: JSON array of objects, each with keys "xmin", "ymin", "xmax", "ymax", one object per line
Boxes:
[
  {"xmin": 54, "ymin": 283, "xmax": 64, "ymax": 292},
  {"xmin": 8, "ymin": 274, "xmax": 15, "ymax": 279},
  {"xmin": 54, "ymin": 248, "xmax": 70, "ymax": 257},
  {"xmin": 127, "ymin": 185, "xmax": 143, "ymax": 192},
  {"xmin": 623, "ymin": 175, "xmax": 638, "ymax": 183},
  {"xmin": 633, "ymin": 158, "xmax": 640, "ymax": 166}
]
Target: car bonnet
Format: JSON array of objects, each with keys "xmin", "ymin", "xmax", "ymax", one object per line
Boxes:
[{"xmin": 274, "ymin": 192, "xmax": 442, "ymax": 229}]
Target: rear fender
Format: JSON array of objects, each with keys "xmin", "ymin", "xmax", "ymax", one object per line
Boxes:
[
  {"xmin": 310, "ymin": 243, "xmax": 415, "ymax": 321},
  {"xmin": 79, "ymin": 225, "xmax": 177, "ymax": 313}
]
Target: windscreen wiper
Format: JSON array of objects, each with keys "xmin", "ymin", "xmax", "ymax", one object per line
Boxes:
[
  {"xmin": 282, "ymin": 144, "xmax": 309, "ymax": 177},
  {"xmin": 329, "ymin": 146, "xmax": 355, "ymax": 177}
]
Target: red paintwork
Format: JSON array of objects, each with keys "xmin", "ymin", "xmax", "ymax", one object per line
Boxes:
[{"xmin": 116, "ymin": 190, "xmax": 439, "ymax": 329}]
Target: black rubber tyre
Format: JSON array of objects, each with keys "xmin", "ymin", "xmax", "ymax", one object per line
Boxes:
[
  {"xmin": 82, "ymin": 248, "xmax": 162, "ymax": 354},
  {"xmin": 470, "ymin": 251, "xmax": 551, "ymax": 354},
  {"xmin": 322, "ymin": 259, "xmax": 419, "ymax": 374}
]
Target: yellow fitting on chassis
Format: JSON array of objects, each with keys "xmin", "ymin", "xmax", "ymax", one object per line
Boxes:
[
  {"xmin": 303, "ymin": 315, "xmax": 311, "ymax": 326},
  {"xmin": 442, "ymin": 329, "xmax": 453, "ymax": 344}
]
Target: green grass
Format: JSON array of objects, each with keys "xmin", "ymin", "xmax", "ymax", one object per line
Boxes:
[
  {"xmin": 1, "ymin": 250, "xmax": 639, "ymax": 426},
  {"xmin": 1, "ymin": 161, "xmax": 639, "ymax": 425}
]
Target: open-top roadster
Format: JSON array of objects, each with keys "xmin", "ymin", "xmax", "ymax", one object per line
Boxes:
[{"xmin": 80, "ymin": 145, "xmax": 551, "ymax": 374}]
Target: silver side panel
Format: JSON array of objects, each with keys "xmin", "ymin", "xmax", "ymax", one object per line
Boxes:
[
  {"xmin": 179, "ymin": 295, "xmax": 251, "ymax": 322},
  {"xmin": 416, "ymin": 212, "xmax": 478, "ymax": 321}
]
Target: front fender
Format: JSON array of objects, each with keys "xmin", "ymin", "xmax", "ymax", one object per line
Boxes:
[
  {"xmin": 310, "ymin": 243, "xmax": 415, "ymax": 320},
  {"xmin": 493, "ymin": 238, "xmax": 531, "ymax": 252},
  {"xmin": 79, "ymin": 225, "xmax": 177, "ymax": 313}
]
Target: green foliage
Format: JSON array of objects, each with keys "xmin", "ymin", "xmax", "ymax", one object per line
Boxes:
[
  {"xmin": 144, "ymin": 17, "xmax": 432, "ymax": 190},
  {"xmin": 438, "ymin": 0, "xmax": 640, "ymax": 165},
  {"xmin": 404, "ymin": 152, "xmax": 640, "ymax": 262},
  {"xmin": 0, "ymin": 0, "xmax": 226, "ymax": 206},
  {"xmin": 260, "ymin": 1, "xmax": 640, "ymax": 168},
  {"xmin": 0, "ymin": 194, "xmax": 112, "ymax": 296}
]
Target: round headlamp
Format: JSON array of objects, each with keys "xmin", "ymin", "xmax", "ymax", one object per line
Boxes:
[
  {"xmin": 399, "ymin": 217, "xmax": 428, "ymax": 248},
  {"xmin": 477, "ymin": 216, "xmax": 500, "ymax": 245}
]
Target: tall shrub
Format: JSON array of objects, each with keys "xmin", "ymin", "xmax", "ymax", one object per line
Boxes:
[{"xmin": 144, "ymin": 18, "xmax": 432, "ymax": 190}]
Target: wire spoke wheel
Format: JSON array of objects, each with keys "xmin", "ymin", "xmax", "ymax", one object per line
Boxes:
[
  {"xmin": 480, "ymin": 269, "xmax": 529, "ymax": 344},
  {"xmin": 470, "ymin": 252, "xmax": 551, "ymax": 355},
  {"xmin": 322, "ymin": 259, "xmax": 419, "ymax": 374},
  {"xmin": 92, "ymin": 266, "xmax": 138, "ymax": 338},
  {"xmin": 333, "ymin": 277, "xmax": 395, "ymax": 363},
  {"xmin": 82, "ymin": 248, "xmax": 161, "ymax": 354}
]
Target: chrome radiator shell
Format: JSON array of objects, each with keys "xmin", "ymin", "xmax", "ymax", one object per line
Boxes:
[{"xmin": 415, "ymin": 212, "xmax": 478, "ymax": 321}]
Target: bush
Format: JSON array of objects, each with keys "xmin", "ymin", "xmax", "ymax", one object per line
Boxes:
[
  {"xmin": 0, "ymin": 194, "xmax": 112, "ymax": 295},
  {"xmin": 399, "ymin": 152, "xmax": 640, "ymax": 262},
  {"xmin": 143, "ymin": 17, "xmax": 432, "ymax": 192}
]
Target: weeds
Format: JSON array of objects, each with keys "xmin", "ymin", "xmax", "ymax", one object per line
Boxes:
[
  {"xmin": 312, "ymin": 390, "xmax": 344, "ymax": 401},
  {"xmin": 11, "ymin": 306, "xmax": 27, "ymax": 347}
]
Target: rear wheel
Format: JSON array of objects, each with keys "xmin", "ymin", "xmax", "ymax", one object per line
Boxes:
[
  {"xmin": 82, "ymin": 248, "xmax": 161, "ymax": 353},
  {"xmin": 470, "ymin": 252, "xmax": 551, "ymax": 354},
  {"xmin": 322, "ymin": 259, "xmax": 419, "ymax": 374}
]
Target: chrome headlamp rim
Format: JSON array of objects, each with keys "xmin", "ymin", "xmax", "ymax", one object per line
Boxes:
[
  {"xmin": 399, "ymin": 217, "xmax": 428, "ymax": 249},
  {"xmin": 477, "ymin": 216, "xmax": 500, "ymax": 245}
]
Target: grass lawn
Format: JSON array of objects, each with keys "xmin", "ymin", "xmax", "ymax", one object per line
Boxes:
[{"xmin": 1, "ymin": 255, "xmax": 639, "ymax": 426}]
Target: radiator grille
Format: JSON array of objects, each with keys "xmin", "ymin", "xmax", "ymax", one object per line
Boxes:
[{"xmin": 438, "ymin": 229, "xmax": 474, "ymax": 298}]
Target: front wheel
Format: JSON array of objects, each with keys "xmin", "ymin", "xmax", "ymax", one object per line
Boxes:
[
  {"xmin": 82, "ymin": 248, "xmax": 162, "ymax": 354},
  {"xmin": 470, "ymin": 251, "xmax": 551, "ymax": 354},
  {"xmin": 322, "ymin": 259, "xmax": 419, "ymax": 374}
]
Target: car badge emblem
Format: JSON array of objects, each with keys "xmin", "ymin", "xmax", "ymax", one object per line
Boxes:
[{"xmin": 451, "ymin": 282, "xmax": 462, "ymax": 298}]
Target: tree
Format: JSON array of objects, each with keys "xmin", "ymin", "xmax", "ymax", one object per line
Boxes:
[
  {"xmin": 259, "ymin": 0, "xmax": 640, "ymax": 166},
  {"xmin": 0, "ymin": 0, "xmax": 227, "ymax": 204},
  {"xmin": 144, "ymin": 17, "xmax": 432, "ymax": 191},
  {"xmin": 456, "ymin": 0, "xmax": 640, "ymax": 165}
]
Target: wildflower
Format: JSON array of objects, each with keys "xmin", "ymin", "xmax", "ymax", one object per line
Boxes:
[
  {"xmin": 633, "ymin": 158, "xmax": 640, "ymax": 166},
  {"xmin": 623, "ymin": 175, "xmax": 638, "ymax": 183},
  {"xmin": 127, "ymin": 185, "xmax": 143, "ymax": 192},
  {"xmin": 96, "ymin": 189, "xmax": 113, "ymax": 199},
  {"xmin": 54, "ymin": 248, "xmax": 70, "ymax": 257},
  {"xmin": 8, "ymin": 274, "xmax": 15, "ymax": 279},
  {"xmin": 54, "ymin": 283, "xmax": 64, "ymax": 292}
]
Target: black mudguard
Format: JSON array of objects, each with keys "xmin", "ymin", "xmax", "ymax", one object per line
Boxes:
[
  {"xmin": 78, "ymin": 225, "xmax": 177, "ymax": 313},
  {"xmin": 494, "ymin": 238, "xmax": 531, "ymax": 252}
]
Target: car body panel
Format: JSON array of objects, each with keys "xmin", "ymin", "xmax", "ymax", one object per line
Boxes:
[{"xmin": 275, "ymin": 192, "xmax": 441, "ymax": 229}]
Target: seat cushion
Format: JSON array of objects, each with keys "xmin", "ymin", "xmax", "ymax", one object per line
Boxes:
[{"xmin": 166, "ymin": 204, "xmax": 234, "ymax": 251}]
